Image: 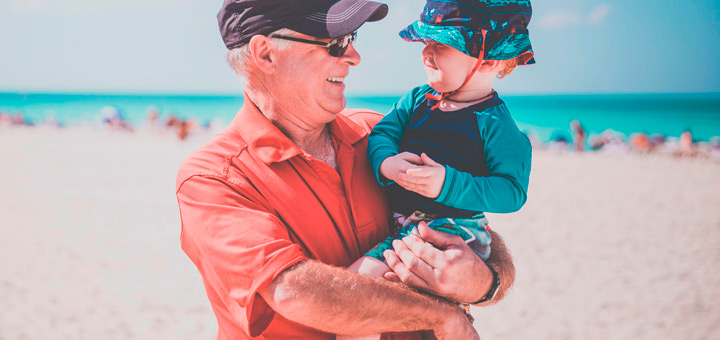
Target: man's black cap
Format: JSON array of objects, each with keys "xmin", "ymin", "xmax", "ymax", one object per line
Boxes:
[{"xmin": 218, "ymin": 0, "xmax": 389, "ymax": 50}]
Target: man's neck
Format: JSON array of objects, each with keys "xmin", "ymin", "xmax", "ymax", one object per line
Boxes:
[
  {"xmin": 286, "ymin": 127, "xmax": 338, "ymax": 170},
  {"xmin": 247, "ymin": 89, "xmax": 338, "ymax": 169}
]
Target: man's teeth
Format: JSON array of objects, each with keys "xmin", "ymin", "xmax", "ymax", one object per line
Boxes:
[{"xmin": 327, "ymin": 77, "xmax": 345, "ymax": 83}]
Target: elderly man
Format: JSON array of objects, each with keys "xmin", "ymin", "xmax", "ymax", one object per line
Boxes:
[{"xmin": 176, "ymin": 0, "xmax": 515, "ymax": 339}]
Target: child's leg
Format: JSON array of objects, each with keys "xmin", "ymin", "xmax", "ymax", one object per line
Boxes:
[
  {"xmin": 348, "ymin": 256, "xmax": 392, "ymax": 278},
  {"xmin": 428, "ymin": 215, "xmax": 492, "ymax": 261}
]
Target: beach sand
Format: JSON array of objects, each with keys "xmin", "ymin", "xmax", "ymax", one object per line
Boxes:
[{"xmin": 1, "ymin": 126, "xmax": 719, "ymax": 340}]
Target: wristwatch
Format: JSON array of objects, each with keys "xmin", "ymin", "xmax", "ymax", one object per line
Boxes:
[{"xmin": 471, "ymin": 265, "xmax": 501, "ymax": 304}]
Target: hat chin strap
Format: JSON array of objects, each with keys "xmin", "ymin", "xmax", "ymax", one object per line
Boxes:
[{"xmin": 426, "ymin": 29, "xmax": 487, "ymax": 110}]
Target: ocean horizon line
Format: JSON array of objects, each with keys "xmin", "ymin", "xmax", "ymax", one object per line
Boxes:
[{"xmin": 2, "ymin": 90, "xmax": 718, "ymax": 142}]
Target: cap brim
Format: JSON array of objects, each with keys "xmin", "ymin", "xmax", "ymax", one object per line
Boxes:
[
  {"xmin": 287, "ymin": 0, "xmax": 388, "ymax": 38},
  {"xmin": 400, "ymin": 20, "xmax": 474, "ymax": 56}
]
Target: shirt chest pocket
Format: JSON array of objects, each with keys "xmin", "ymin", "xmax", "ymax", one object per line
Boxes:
[{"xmin": 350, "ymin": 194, "xmax": 391, "ymax": 253}]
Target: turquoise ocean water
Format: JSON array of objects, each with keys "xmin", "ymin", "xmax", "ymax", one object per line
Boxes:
[{"xmin": 1, "ymin": 92, "xmax": 719, "ymax": 142}]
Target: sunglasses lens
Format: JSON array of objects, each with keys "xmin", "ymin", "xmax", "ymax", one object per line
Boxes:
[
  {"xmin": 328, "ymin": 32, "xmax": 356, "ymax": 57},
  {"xmin": 328, "ymin": 44, "xmax": 342, "ymax": 57},
  {"xmin": 329, "ymin": 44, "xmax": 347, "ymax": 57},
  {"xmin": 328, "ymin": 40, "xmax": 347, "ymax": 57}
]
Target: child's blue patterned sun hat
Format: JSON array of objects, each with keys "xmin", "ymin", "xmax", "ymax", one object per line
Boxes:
[{"xmin": 400, "ymin": 0, "xmax": 535, "ymax": 65}]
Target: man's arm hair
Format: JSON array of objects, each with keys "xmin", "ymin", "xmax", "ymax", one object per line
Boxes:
[
  {"xmin": 260, "ymin": 260, "xmax": 462, "ymax": 336},
  {"xmin": 477, "ymin": 229, "xmax": 515, "ymax": 306}
]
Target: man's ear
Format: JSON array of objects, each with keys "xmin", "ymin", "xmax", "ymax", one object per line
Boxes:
[
  {"xmin": 477, "ymin": 59, "xmax": 503, "ymax": 73},
  {"xmin": 248, "ymin": 35, "xmax": 277, "ymax": 75}
]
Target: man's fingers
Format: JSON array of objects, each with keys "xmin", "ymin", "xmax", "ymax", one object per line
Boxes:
[
  {"xmin": 404, "ymin": 230, "xmax": 449, "ymax": 270},
  {"xmin": 384, "ymin": 247, "xmax": 431, "ymax": 290},
  {"xmin": 417, "ymin": 221, "xmax": 465, "ymax": 249},
  {"xmin": 383, "ymin": 271, "xmax": 402, "ymax": 282},
  {"xmin": 393, "ymin": 239, "xmax": 436, "ymax": 285},
  {"xmin": 385, "ymin": 249, "xmax": 423, "ymax": 285}
]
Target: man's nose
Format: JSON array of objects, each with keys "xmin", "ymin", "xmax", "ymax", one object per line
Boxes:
[{"xmin": 340, "ymin": 43, "xmax": 361, "ymax": 66}]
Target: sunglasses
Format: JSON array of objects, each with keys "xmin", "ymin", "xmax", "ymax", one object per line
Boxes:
[{"xmin": 269, "ymin": 32, "xmax": 357, "ymax": 57}]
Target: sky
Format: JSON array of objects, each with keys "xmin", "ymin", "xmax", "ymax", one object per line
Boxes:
[{"xmin": 1, "ymin": 0, "xmax": 719, "ymax": 96}]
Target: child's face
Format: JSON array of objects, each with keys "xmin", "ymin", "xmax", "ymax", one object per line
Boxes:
[{"xmin": 421, "ymin": 41, "xmax": 477, "ymax": 93}]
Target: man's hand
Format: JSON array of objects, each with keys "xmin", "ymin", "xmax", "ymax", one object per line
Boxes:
[
  {"xmin": 379, "ymin": 152, "xmax": 423, "ymax": 183},
  {"xmin": 395, "ymin": 153, "xmax": 446, "ymax": 199},
  {"xmin": 382, "ymin": 222, "xmax": 494, "ymax": 303}
]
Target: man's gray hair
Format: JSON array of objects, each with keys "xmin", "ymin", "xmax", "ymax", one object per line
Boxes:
[{"xmin": 226, "ymin": 28, "xmax": 296, "ymax": 81}]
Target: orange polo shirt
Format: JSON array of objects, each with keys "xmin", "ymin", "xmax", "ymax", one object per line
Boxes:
[{"xmin": 176, "ymin": 93, "xmax": 421, "ymax": 339}]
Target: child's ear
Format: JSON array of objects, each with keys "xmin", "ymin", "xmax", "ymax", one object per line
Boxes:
[{"xmin": 478, "ymin": 60, "xmax": 503, "ymax": 73}]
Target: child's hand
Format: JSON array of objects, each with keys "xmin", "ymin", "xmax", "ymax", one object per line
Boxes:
[
  {"xmin": 379, "ymin": 152, "xmax": 423, "ymax": 182},
  {"xmin": 396, "ymin": 153, "xmax": 446, "ymax": 199}
]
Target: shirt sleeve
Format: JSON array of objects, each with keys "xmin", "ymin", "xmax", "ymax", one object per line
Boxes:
[
  {"xmin": 435, "ymin": 106, "xmax": 532, "ymax": 213},
  {"xmin": 368, "ymin": 85, "xmax": 434, "ymax": 185},
  {"xmin": 177, "ymin": 175, "xmax": 308, "ymax": 337}
]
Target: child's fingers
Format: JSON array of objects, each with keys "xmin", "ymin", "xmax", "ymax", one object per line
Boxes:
[
  {"xmin": 398, "ymin": 161, "xmax": 424, "ymax": 173},
  {"xmin": 420, "ymin": 153, "xmax": 441, "ymax": 166},
  {"xmin": 395, "ymin": 176, "xmax": 417, "ymax": 190},
  {"xmin": 397, "ymin": 179, "xmax": 434, "ymax": 197},
  {"xmin": 405, "ymin": 167, "xmax": 433, "ymax": 177},
  {"xmin": 395, "ymin": 181, "xmax": 417, "ymax": 192},
  {"xmin": 398, "ymin": 172, "xmax": 431, "ymax": 185},
  {"xmin": 396, "ymin": 177, "xmax": 424, "ymax": 193},
  {"xmin": 398, "ymin": 152, "xmax": 422, "ymax": 164}
]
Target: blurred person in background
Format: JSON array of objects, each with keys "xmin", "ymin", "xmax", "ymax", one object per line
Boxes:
[{"xmin": 570, "ymin": 119, "xmax": 586, "ymax": 152}]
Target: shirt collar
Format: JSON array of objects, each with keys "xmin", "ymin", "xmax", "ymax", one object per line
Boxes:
[
  {"xmin": 231, "ymin": 92, "xmax": 369, "ymax": 165},
  {"xmin": 329, "ymin": 110, "xmax": 367, "ymax": 146}
]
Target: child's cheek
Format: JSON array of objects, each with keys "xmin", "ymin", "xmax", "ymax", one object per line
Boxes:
[{"xmin": 425, "ymin": 69, "xmax": 453, "ymax": 93}]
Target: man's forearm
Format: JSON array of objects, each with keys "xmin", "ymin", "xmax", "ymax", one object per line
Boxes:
[{"xmin": 260, "ymin": 260, "xmax": 462, "ymax": 336}]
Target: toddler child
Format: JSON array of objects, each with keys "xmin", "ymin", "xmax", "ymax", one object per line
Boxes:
[{"xmin": 342, "ymin": 0, "xmax": 535, "ymax": 338}]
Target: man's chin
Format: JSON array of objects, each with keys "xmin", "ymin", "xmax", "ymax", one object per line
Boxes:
[{"xmin": 321, "ymin": 98, "xmax": 347, "ymax": 117}]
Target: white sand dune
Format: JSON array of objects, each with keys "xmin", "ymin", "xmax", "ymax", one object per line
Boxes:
[{"xmin": 1, "ymin": 126, "xmax": 719, "ymax": 340}]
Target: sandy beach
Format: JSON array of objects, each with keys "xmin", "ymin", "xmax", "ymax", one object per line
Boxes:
[{"xmin": 1, "ymin": 126, "xmax": 719, "ymax": 340}]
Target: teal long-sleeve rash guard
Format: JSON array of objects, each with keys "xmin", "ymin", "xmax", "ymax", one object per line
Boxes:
[{"xmin": 367, "ymin": 85, "xmax": 532, "ymax": 217}]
